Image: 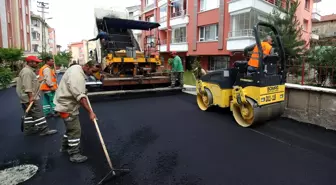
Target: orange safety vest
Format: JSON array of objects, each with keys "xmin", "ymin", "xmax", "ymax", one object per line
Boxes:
[
  {"xmin": 248, "ymin": 42, "xmax": 272, "ymax": 68},
  {"xmin": 39, "ymin": 64, "xmax": 58, "ymax": 91}
]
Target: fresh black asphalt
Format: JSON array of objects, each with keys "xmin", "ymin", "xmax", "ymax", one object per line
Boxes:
[{"xmin": 1, "ymin": 86, "xmax": 336, "ymax": 185}]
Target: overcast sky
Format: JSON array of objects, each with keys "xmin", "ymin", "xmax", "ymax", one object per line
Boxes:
[
  {"xmin": 30, "ymin": 0, "xmax": 335, "ymax": 50},
  {"xmin": 31, "ymin": 0, "xmax": 140, "ymax": 50}
]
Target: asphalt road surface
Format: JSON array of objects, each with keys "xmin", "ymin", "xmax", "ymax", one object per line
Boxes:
[{"xmin": 1, "ymin": 87, "xmax": 336, "ymax": 185}]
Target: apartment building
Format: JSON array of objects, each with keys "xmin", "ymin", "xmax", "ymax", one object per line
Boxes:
[
  {"xmin": 140, "ymin": 0, "xmax": 321, "ymax": 71},
  {"xmin": 126, "ymin": 5, "xmax": 143, "ymax": 50},
  {"xmin": 30, "ymin": 13, "xmax": 52, "ymax": 54},
  {"xmin": 68, "ymin": 40, "xmax": 95, "ymax": 65},
  {"xmin": 0, "ymin": 0, "xmax": 32, "ymax": 51}
]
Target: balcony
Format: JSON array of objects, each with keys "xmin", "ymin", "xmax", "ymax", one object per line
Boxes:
[
  {"xmin": 144, "ymin": 3, "xmax": 155, "ymax": 13},
  {"xmin": 227, "ymin": 29, "xmax": 256, "ymax": 51},
  {"xmin": 171, "ymin": 37, "xmax": 188, "ymax": 52},
  {"xmin": 170, "ymin": 10, "xmax": 189, "ymax": 27},
  {"xmin": 159, "ymin": 16, "xmax": 167, "ymax": 30},
  {"xmin": 312, "ymin": 9, "xmax": 321, "ymax": 22},
  {"xmin": 229, "ymin": 0, "xmax": 286, "ymax": 16},
  {"xmin": 160, "ymin": 39, "xmax": 167, "ymax": 52}
]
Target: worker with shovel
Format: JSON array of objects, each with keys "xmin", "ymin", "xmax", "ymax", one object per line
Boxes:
[
  {"xmin": 169, "ymin": 52, "xmax": 184, "ymax": 87},
  {"xmin": 54, "ymin": 61, "xmax": 99, "ymax": 163},
  {"xmin": 39, "ymin": 56, "xmax": 58, "ymax": 117},
  {"xmin": 16, "ymin": 56, "xmax": 58, "ymax": 136}
]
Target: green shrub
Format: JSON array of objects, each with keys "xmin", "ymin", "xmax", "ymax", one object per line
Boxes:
[{"xmin": 0, "ymin": 67, "xmax": 14, "ymax": 88}]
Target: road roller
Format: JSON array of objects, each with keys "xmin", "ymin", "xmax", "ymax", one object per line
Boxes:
[{"xmin": 196, "ymin": 22, "xmax": 286, "ymax": 127}]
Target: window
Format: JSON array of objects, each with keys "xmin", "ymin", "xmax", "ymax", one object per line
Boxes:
[
  {"xmin": 160, "ymin": 5, "xmax": 167, "ymax": 22},
  {"xmin": 305, "ymin": 0, "xmax": 310, "ymax": 10},
  {"xmin": 303, "ymin": 19, "xmax": 308, "ymax": 31},
  {"xmin": 209, "ymin": 56, "xmax": 230, "ymax": 71},
  {"xmin": 172, "ymin": 27, "xmax": 187, "ymax": 43},
  {"xmin": 229, "ymin": 10, "xmax": 268, "ymax": 37},
  {"xmin": 32, "ymin": 31, "xmax": 40, "ymax": 40},
  {"xmin": 129, "ymin": 12, "xmax": 133, "ymax": 17},
  {"xmin": 199, "ymin": 24, "xmax": 218, "ymax": 41},
  {"xmin": 31, "ymin": 19, "xmax": 40, "ymax": 27},
  {"xmin": 146, "ymin": 0, "xmax": 154, "ymax": 6},
  {"xmin": 171, "ymin": 0, "xmax": 186, "ymax": 18},
  {"xmin": 33, "ymin": 44, "xmax": 39, "ymax": 52},
  {"xmin": 146, "ymin": 15, "xmax": 155, "ymax": 22},
  {"xmin": 200, "ymin": 0, "xmax": 219, "ymax": 12},
  {"xmin": 146, "ymin": 36, "xmax": 155, "ymax": 47}
]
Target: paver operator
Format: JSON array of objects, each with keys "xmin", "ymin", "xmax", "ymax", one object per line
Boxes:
[
  {"xmin": 54, "ymin": 61, "xmax": 101, "ymax": 163},
  {"xmin": 169, "ymin": 52, "xmax": 184, "ymax": 88},
  {"xmin": 16, "ymin": 56, "xmax": 58, "ymax": 136},
  {"xmin": 247, "ymin": 35, "xmax": 273, "ymax": 74},
  {"xmin": 39, "ymin": 56, "xmax": 58, "ymax": 117}
]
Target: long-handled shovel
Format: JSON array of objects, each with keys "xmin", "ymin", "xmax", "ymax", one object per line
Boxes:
[
  {"xmin": 21, "ymin": 79, "xmax": 46, "ymax": 132},
  {"xmin": 86, "ymin": 98, "xmax": 130, "ymax": 185}
]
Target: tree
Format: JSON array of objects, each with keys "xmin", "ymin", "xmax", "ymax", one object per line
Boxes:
[
  {"xmin": 38, "ymin": 51, "xmax": 72, "ymax": 68},
  {"xmin": 54, "ymin": 51, "xmax": 72, "ymax": 67},
  {"xmin": 306, "ymin": 45, "xmax": 336, "ymax": 86},
  {"xmin": 267, "ymin": 0, "xmax": 306, "ymax": 61},
  {"xmin": 0, "ymin": 48, "xmax": 23, "ymax": 88}
]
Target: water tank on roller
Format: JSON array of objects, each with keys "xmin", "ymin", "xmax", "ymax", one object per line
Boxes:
[{"xmin": 126, "ymin": 47, "xmax": 136, "ymax": 58}]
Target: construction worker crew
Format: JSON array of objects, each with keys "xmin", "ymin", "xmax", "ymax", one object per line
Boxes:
[
  {"xmin": 169, "ymin": 52, "xmax": 184, "ymax": 87},
  {"xmin": 39, "ymin": 56, "xmax": 58, "ymax": 117},
  {"xmin": 16, "ymin": 56, "xmax": 58, "ymax": 136},
  {"xmin": 247, "ymin": 35, "xmax": 273, "ymax": 74},
  {"xmin": 54, "ymin": 61, "xmax": 101, "ymax": 163}
]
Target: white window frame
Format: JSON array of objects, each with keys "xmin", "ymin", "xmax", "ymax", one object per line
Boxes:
[
  {"xmin": 200, "ymin": 0, "xmax": 220, "ymax": 12},
  {"xmin": 199, "ymin": 24, "xmax": 218, "ymax": 42},
  {"xmin": 171, "ymin": 26, "xmax": 187, "ymax": 43}
]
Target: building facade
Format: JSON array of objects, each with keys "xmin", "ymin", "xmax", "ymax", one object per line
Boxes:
[
  {"xmin": 126, "ymin": 5, "xmax": 143, "ymax": 50},
  {"xmin": 30, "ymin": 13, "xmax": 52, "ymax": 54},
  {"xmin": 312, "ymin": 14, "xmax": 336, "ymax": 39},
  {"xmin": 0, "ymin": 0, "xmax": 32, "ymax": 51},
  {"xmin": 140, "ymin": 0, "xmax": 321, "ymax": 71},
  {"xmin": 68, "ymin": 40, "xmax": 95, "ymax": 65}
]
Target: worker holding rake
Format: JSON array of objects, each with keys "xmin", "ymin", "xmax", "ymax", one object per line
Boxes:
[
  {"xmin": 16, "ymin": 56, "xmax": 58, "ymax": 136},
  {"xmin": 54, "ymin": 61, "xmax": 100, "ymax": 163}
]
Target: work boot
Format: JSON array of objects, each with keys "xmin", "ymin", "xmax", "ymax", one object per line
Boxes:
[
  {"xmin": 39, "ymin": 129, "xmax": 58, "ymax": 136},
  {"xmin": 24, "ymin": 127, "xmax": 39, "ymax": 136},
  {"xmin": 69, "ymin": 154, "xmax": 88, "ymax": 163}
]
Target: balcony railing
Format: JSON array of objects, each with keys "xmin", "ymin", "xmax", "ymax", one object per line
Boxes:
[
  {"xmin": 171, "ymin": 10, "xmax": 185, "ymax": 19},
  {"xmin": 228, "ymin": 29, "xmax": 254, "ymax": 38},
  {"xmin": 171, "ymin": 37, "xmax": 187, "ymax": 43}
]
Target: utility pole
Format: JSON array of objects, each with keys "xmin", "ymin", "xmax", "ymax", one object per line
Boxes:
[{"xmin": 37, "ymin": 1, "xmax": 49, "ymax": 54}]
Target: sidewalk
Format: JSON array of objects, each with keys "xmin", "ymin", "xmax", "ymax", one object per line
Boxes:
[{"xmin": 183, "ymin": 84, "xmax": 196, "ymax": 95}]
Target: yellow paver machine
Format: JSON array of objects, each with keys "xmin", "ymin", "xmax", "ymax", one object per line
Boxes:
[
  {"xmin": 86, "ymin": 8, "xmax": 182, "ymax": 94},
  {"xmin": 196, "ymin": 22, "xmax": 287, "ymax": 127}
]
